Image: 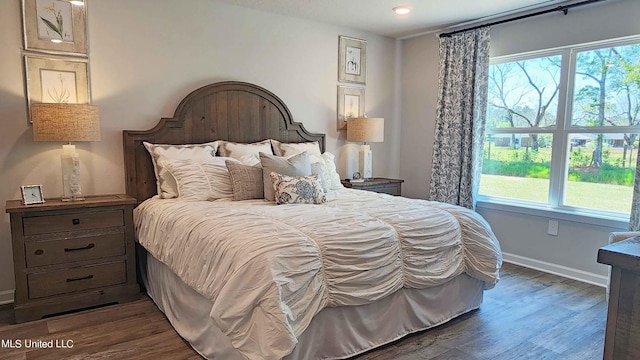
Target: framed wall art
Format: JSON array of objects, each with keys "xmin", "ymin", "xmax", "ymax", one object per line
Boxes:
[
  {"xmin": 24, "ymin": 54, "xmax": 90, "ymax": 120},
  {"xmin": 337, "ymin": 86, "xmax": 365, "ymax": 130},
  {"xmin": 22, "ymin": 0, "xmax": 88, "ymax": 56},
  {"xmin": 338, "ymin": 36, "xmax": 367, "ymax": 84}
]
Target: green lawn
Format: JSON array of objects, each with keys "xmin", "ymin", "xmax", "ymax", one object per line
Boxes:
[
  {"xmin": 479, "ymin": 174, "xmax": 633, "ymax": 213},
  {"xmin": 485, "ymin": 145, "xmax": 637, "ymax": 168}
]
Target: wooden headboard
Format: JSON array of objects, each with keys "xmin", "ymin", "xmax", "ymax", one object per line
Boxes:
[{"xmin": 123, "ymin": 81, "xmax": 326, "ymax": 204}]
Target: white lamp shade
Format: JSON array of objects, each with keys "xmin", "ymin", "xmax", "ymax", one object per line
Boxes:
[{"xmin": 347, "ymin": 117, "xmax": 384, "ymax": 143}]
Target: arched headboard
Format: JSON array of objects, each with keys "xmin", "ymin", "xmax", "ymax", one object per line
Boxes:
[{"xmin": 123, "ymin": 81, "xmax": 326, "ymax": 203}]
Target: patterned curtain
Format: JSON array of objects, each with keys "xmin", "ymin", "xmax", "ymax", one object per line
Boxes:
[
  {"xmin": 630, "ymin": 148, "xmax": 640, "ymax": 230},
  {"xmin": 429, "ymin": 27, "xmax": 490, "ymax": 210}
]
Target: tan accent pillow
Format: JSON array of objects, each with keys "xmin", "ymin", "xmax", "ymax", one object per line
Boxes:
[
  {"xmin": 259, "ymin": 152, "xmax": 312, "ymax": 201},
  {"xmin": 225, "ymin": 161, "xmax": 264, "ymax": 201}
]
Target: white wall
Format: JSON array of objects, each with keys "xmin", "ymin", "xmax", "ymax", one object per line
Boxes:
[
  {"xmin": 400, "ymin": 0, "xmax": 640, "ymax": 284},
  {"xmin": 400, "ymin": 34, "xmax": 439, "ymax": 199},
  {"xmin": 0, "ymin": 0, "xmax": 399, "ymax": 303}
]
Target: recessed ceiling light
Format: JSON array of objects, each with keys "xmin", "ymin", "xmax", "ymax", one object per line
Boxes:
[
  {"xmin": 393, "ymin": 6, "xmax": 411, "ymax": 15},
  {"xmin": 69, "ymin": 0, "xmax": 84, "ymax": 5}
]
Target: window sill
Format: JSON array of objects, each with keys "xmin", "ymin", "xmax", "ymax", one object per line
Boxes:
[{"xmin": 476, "ymin": 197, "xmax": 630, "ymax": 229}]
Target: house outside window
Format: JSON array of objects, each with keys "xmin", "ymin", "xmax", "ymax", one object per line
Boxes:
[{"xmin": 479, "ymin": 36, "xmax": 640, "ymax": 218}]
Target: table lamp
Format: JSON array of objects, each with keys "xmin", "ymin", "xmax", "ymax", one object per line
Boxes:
[
  {"xmin": 347, "ymin": 117, "xmax": 384, "ymax": 180},
  {"xmin": 31, "ymin": 103, "xmax": 100, "ymax": 201}
]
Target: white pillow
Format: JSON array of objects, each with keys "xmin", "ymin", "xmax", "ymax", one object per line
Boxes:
[
  {"xmin": 218, "ymin": 140, "xmax": 272, "ymax": 158},
  {"xmin": 143, "ymin": 141, "xmax": 219, "ymax": 199},
  {"xmin": 238, "ymin": 153, "xmax": 261, "ymax": 166},
  {"xmin": 259, "ymin": 152, "xmax": 312, "ymax": 201},
  {"xmin": 271, "ymin": 140, "xmax": 322, "ymax": 157},
  {"xmin": 310, "ymin": 162, "xmax": 328, "ymax": 192},
  {"xmin": 163, "ymin": 157, "xmax": 238, "ymax": 201},
  {"xmin": 310, "ymin": 152, "xmax": 343, "ymax": 190}
]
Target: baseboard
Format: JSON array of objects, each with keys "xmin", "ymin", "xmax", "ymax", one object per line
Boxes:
[
  {"xmin": 502, "ymin": 252, "xmax": 608, "ymax": 287},
  {"xmin": 0, "ymin": 289, "xmax": 14, "ymax": 306}
]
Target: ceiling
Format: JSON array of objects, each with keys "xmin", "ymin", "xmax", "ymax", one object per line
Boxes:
[{"xmin": 215, "ymin": 0, "xmax": 574, "ymax": 38}]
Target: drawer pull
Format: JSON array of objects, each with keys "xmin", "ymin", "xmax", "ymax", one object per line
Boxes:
[
  {"xmin": 64, "ymin": 243, "xmax": 96, "ymax": 252},
  {"xmin": 66, "ymin": 275, "xmax": 94, "ymax": 282},
  {"xmin": 72, "ymin": 218, "xmax": 80, "ymax": 225},
  {"xmin": 34, "ymin": 249, "xmax": 44, "ymax": 256}
]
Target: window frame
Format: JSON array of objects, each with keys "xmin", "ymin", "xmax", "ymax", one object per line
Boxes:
[{"xmin": 479, "ymin": 35, "xmax": 640, "ymax": 221}]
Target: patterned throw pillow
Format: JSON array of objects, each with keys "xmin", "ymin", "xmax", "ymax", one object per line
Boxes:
[{"xmin": 270, "ymin": 172, "xmax": 327, "ymax": 205}]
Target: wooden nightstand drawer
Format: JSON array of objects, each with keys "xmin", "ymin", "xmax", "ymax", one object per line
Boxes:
[
  {"xmin": 25, "ymin": 233, "xmax": 126, "ymax": 267},
  {"xmin": 361, "ymin": 184, "xmax": 401, "ymax": 196},
  {"xmin": 23, "ymin": 210, "xmax": 124, "ymax": 235},
  {"xmin": 28, "ymin": 261, "xmax": 127, "ymax": 299},
  {"xmin": 341, "ymin": 178, "xmax": 404, "ymax": 196}
]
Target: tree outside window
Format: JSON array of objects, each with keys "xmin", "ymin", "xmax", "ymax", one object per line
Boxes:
[{"xmin": 480, "ymin": 40, "xmax": 640, "ymax": 215}]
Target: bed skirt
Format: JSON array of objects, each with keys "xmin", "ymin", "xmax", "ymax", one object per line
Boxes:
[{"xmin": 141, "ymin": 252, "xmax": 484, "ymax": 359}]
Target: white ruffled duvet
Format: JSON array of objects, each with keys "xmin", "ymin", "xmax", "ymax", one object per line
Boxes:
[{"xmin": 134, "ymin": 189, "xmax": 502, "ymax": 359}]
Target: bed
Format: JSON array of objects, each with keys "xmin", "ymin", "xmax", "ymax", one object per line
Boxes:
[{"xmin": 123, "ymin": 81, "xmax": 502, "ymax": 360}]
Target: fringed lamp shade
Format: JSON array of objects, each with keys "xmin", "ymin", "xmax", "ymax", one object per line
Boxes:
[{"xmin": 31, "ymin": 103, "xmax": 100, "ymax": 142}]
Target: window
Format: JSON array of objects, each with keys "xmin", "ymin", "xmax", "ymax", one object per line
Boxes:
[{"xmin": 480, "ymin": 38, "xmax": 640, "ymax": 217}]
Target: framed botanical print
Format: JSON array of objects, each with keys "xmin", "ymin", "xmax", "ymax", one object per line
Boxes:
[
  {"xmin": 22, "ymin": 0, "xmax": 88, "ymax": 56},
  {"xmin": 24, "ymin": 54, "xmax": 90, "ymax": 121},
  {"xmin": 338, "ymin": 36, "xmax": 367, "ymax": 84},
  {"xmin": 337, "ymin": 86, "xmax": 365, "ymax": 130}
]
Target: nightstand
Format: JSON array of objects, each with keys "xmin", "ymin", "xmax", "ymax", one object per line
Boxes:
[
  {"xmin": 5, "ymin": 194, "xmax": 140, "ymax": 323},
  {"xmin": 597, "ymin": 236, "xmax": 640, "ymax": 359},
  {"xmin": 341, "ymin": 178, "xmax": 404, "ymax": 196}
]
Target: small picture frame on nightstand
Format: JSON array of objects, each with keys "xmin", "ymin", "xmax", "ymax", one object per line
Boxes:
[
  {"xmin": 351, "ymin": 171, "xmax": 364, "ymax": 183},
  {"xmin": 21, "ymin": 185, "xmax": 45, "ymax": 205}
]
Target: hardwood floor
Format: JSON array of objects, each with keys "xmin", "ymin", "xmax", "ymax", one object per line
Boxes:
[
  {"xmin": 0, "ymin": 262, "xmax": 606, "ymax": 359},
  {"xmin": 357, "ymin": 262, "xmax": 607, "ymax": 360}
]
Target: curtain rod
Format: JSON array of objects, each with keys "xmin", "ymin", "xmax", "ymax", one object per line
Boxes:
[{"xmin": 439, "ymin": 0, "xmax": 606, "ymax": 37}]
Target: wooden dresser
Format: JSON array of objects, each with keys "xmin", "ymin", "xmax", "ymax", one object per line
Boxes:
[
  {"xmin": 5, "ymin": 194, "xmax": 140, "ymax": 323},
  {"xmin": 341, "ymin": 178, "xmax": 404, "ymax": 196},
  {"xmin": 597, "ymin": 236, "xmax": 640, "ymax": 360}
]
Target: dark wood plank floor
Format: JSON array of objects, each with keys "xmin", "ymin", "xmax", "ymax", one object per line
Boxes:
[
  {"xmin": 357, "ymin": 262, "xmax": 607, "ymax": 360},
  {"xmin": 0, "ymin": 262, "xmax": 607, "ymax": 359}
]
